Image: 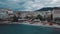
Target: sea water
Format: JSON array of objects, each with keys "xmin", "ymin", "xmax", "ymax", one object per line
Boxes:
[{"xmin": 0, "ymin": 24, "xmax": 60, "ymax": 34}]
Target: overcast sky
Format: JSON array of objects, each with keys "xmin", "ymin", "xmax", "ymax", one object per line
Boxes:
[{"xmin": 0, "ymin": 0, "xmax": 60, "ymax": 11}]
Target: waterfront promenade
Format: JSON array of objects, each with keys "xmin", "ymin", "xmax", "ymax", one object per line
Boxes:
[{"xmin": 0, "ymin": 19, "xmax": 60, "ymax": 28}]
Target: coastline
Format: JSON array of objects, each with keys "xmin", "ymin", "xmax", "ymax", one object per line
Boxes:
[{"xmin": 0, "ymin": 22, "xmax": 60, "ymax": 28}]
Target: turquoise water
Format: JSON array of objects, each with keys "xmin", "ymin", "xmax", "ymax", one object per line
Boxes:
[{"xmin": 0, "ymin": 24, "xmax": 60, "ymax": 34}]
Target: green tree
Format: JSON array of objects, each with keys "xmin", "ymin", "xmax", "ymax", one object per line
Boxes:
[
  {"xmin": 36, "ymin": 14, "xmax": 43, "ymax": 21},
  {"xmin": 25, "ymin": 16, "xmax": 33, "ymax": 19},
  {"xmin": 12, "ymin": 15, "xmax": 18, "ymax": 22},
  {"xmin": 25, "ymin": 16, "xmax": 29, "ymax": 19}
]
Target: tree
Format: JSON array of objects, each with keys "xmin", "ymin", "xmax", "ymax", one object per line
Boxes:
[
  {"xmin": 12, "ymin": 15, "xmax": 18, "ymax": 22},
  {"xmin": 36, "ymin": 14, "xmax": 43, "ymax": 21},
  {"xmin": 25, "ymin": 16, "xmax": 33, "ymax": 19},
  {"xmin": 25, "ymin": 16, "xmax": 29, "ymax": 19},
  {"xmin": 16, "ymin": 12, "xmax": 22, "ymax": 19}
]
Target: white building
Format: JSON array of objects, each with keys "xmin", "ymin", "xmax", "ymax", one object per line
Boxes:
[
  {"xmin": 52, "ymin": 8, "xmax": 60, "ymax": 19},
  {"xmin": 0, "ymin": 9, "xmax": 13, "ymax": 19},
  {"xmin": 17, "ymin": 11, "xmax": 50, "ymax": 18}
]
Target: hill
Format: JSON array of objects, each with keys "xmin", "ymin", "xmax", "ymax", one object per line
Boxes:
[{"xmin": 35, "ymin": 7, "xmax": 60, "ymax": 11}]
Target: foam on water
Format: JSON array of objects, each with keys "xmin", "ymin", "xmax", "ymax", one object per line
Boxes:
[{"xmin": 20, "ymin": 23, "xmax": 60, "ymax": 28}]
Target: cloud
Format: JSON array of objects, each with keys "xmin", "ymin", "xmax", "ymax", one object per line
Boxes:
[
  {"xmin": 50, "ymin": 0, "xmax": 58, "ymax": 4},
  {"xmin": 0, "ymin": 0, "xmax": 60, "ymax": 11},
  {"xmin": 47, "ymin": 0, "xmax": 60, "ymax": 7},
  {"xmin": 22, "ymin": 0, "xmax": 44, "ymax": 11}
]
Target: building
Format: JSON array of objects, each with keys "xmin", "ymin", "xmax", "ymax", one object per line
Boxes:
[
  {"xmin": 52, "ymin": 8, "xmax": 60, "ymax": 19},
  {"xmin": 15, "ymin": 11, "xmax": 51, "ymax": 19},
  {"xmin": 0, "ymin": 9, "xmax": 13, "ymax": 19}
]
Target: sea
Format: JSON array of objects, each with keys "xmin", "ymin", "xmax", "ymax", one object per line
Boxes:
[{"xmin": 0, "ymin": 24, "xmax": 60, "ymax": 34}]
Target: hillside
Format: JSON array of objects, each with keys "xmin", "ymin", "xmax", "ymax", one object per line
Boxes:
[{"xmin": 35, "ymin": 7, "xmax": 60, "ymax": 11}]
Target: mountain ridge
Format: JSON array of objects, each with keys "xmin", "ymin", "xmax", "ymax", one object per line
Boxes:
[{"xmin": 35, "ymin": 7, "xmax": 60, "ymax": 11}]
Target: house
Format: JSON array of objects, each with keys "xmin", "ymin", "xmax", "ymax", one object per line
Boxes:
[
  {"xmin": 15, "ymin": 11, "xmax": 51, "ymax": 19},
  {"xmin": 0, "ymin": 9, "xmax": 13, "ymax": 19}
]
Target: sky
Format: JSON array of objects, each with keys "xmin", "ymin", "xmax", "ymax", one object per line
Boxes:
[{"xmin": 0, "ymin": 0, "xmax": 60, "ymax": 11}]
